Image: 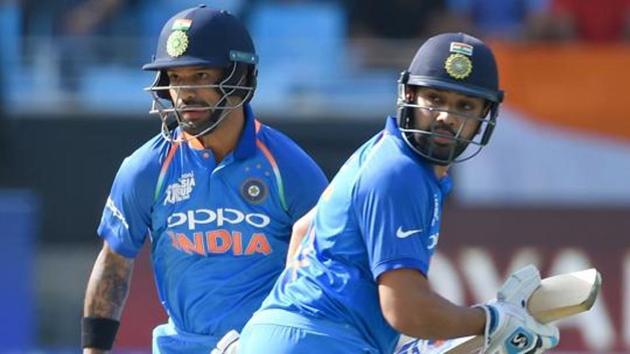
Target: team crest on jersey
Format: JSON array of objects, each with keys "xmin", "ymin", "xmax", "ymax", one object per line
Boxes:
[
  {"xmin": 164, "ymin": 172, "xmax": 196, "ymax": 205},
  {"xmin": 241, "ymin": 178, "xmax": 267, "ymax": 204}
]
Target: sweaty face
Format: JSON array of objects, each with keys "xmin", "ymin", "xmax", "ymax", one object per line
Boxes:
[
  {"xmin": 167, "ymin": 67, "xmax": 224, "ymax": 135},
  {"xmin": 410, "ymin": 87, "xmax": 486, "ymax": 162}
]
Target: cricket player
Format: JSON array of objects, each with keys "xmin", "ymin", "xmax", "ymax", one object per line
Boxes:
[
  {"xmin": 80, "ymin": 5, "xmax": 327, "ymax": 353},
  {"xmin": 236, "ymin": 33, "xmax": 560, "ymax": 354}
]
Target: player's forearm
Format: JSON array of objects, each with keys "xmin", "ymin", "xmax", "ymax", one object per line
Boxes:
[
  {"xmin": 397, "ymin": 291, "xmax": 486, "ymax": 339},
  {"xmin": 379, "ymin": 269, "xmax": 485, "ymax": 340},
  {"xmin": 83, "ymin": 242, "xmax": 134, "ymax": 320}
]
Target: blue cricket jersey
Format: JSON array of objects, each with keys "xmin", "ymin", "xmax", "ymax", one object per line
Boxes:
[
  {"xmin": 257, "ymin": 117, "xmax": 452, "ymax": 353},
  {"xmin": 97, "ymin": 104, "xmax": 327, "ymax": 339}
]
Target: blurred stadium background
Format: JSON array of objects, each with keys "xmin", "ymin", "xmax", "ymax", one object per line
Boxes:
[{"xmin": 1, "ymin": 0, "xmax": 629, "ymax": 352}]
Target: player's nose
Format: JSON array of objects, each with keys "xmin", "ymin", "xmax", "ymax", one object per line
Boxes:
[
  {"xmin": 174, "ymin": 85, "xmax": 197, "ymax": 102},
  {"xmin": 435, "ymin": 110, "xmax": 457, "ymax": 126}
]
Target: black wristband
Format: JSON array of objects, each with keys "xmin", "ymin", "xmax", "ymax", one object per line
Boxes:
[{"xmin": 81, "ymin": 317, "xmax": 120, "ymax": 350}]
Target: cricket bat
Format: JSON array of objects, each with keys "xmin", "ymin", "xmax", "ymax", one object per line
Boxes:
[
  {"xmin": 442, "ymin": 267, "xmax": 602, "ymax": 354},
  {"xmin": 396, "ymin": 267, "xmax": 602, "ymax": 354}
]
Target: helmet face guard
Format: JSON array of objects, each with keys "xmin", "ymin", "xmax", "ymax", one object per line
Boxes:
[
  {"xmin": 145, "ymin": 59, "xmax": 256, "ymax": 142},
  {"xmin": 396, "ymin": 33, "xmax": 504, "ymax": 166},
  {"xmin": 142, "ymin": 5, "xmax": 258, "ymax": 143},
  {"xmin": 397, "ymin": 72, "xmax": 500, "ymax": 165}
]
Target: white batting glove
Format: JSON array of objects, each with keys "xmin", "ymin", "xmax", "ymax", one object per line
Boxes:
[
  {"xmin": 477, "ymin": 301, "xmax": 559, "ymax": 354},
  {"xmin": 478, "ymin": 265, "xmax": 560, "ymax": 354},
  {"xmin": 210, "ymin": 329, "xmax": 240, "ymax": 354}
]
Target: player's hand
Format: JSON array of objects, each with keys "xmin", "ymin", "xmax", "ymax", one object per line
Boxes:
[
  {"xmin": 477, "ymin": 301, "xmax": 559, "ymax": 354},
  {"xmin": 211, "ymin": 329, "xmax": 240, "ymax": 354}
]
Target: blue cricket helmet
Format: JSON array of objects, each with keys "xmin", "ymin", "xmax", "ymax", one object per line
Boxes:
[
  {"xmin": 143, "ymin": 5, "xmax": 257, "ymax": 72},
  {"xmin": 405, "ymin": 32, "xmax": 503, "ymax": 103},
  {"xmin": 397, "ymin": 32, "xmax": 504, "ymax": 165},
  {"xmin": 142, "ymin": 5, "xmax": 259, "ymax": 141}
]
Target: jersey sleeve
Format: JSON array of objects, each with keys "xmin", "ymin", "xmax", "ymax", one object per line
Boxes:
[
  {"xmin": 261, "ymin": 127, "xmax": 328, "ymax": 223},
  {"xmin": 352, "ymin": 162, "xmax": 435, "ymax": 280},
  {"xmin": 282, "ymin": 153, "xmax": 328, "ymax": 223},
  {"xmin": 97, "ymin": 153, "xmax": 158, "ymax": 258}
]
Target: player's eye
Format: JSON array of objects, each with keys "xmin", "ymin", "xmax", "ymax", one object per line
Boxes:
[
  {"xmin": 427, "ymin": 94, "xmax": 442, "ymax": 106},
  {"xmin": 196, "ymin": 72, "xmax": 219, "ymax": 84},
  {"xmin": 460, "ymin": 102, "xmax": 475, "ymax": 111}
]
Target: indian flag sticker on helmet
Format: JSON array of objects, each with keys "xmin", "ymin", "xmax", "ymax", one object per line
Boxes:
[
  {"xmin": 449, "ymin": 42, "xmax": 474, "ymax": 56},
  {"xmin": 444, "ymin": 54, "xmax": 473, "ymax": 80},
  {"xmin": 167, "ymin": 30, "xmax": 189, "ymax": 57},
  {"xmin": 172, "ymin": 18, "xmax": 192, "ymax": 31}
]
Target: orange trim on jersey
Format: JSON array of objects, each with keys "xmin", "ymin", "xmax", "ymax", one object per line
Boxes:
[
  {"xmin": 255, "ymin": 119, "xmax": 262, "ymax": 133},
  {"xmin": 256, "ymin": 139, "xmax": 288, "ymax": 211},
  {"xmin": 181, "ymin": 132, "xmax": 205, "ymax": 150},
  {"xmin": 154, "ymin": 142, "xmax": 180, "ymax": 202}
]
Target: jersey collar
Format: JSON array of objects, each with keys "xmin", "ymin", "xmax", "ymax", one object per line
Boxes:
[
  {"xmin": 233, "ymin": 103, "xmax": 257, "ymax": 160},
  {"xmin": 178, "ymin": 104, "xmax": 257, "ymax": 160},
  {"xmin": 385, "ymin": 116, "xmax": 452, "ymax": 193},
  {"xmin": 385, "ymin": 115, "xmax": 428, "ymax": 165},
  {"xmin": 384, "ymin": 115, "xmax": 401, "ymax": 136}
]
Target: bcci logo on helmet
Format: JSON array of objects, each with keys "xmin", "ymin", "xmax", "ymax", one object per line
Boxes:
[
  {"xmin": 166, "ymin": 18, "xmax": 192, "ymax": 57},
  {"xmin": 444, "ymin": 54, "xmax": 473, "ymax": 80},
  {"xmin": 167, "ymin": 30, "xmax": 189, "ymax": 57}
]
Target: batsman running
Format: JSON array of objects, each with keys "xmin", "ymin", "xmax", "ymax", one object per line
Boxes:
[
  {"xmin": 80, "ymin": 5, "xmax": 327, "ymax": 353},
  {"xmin": 228, "ymin": 33, "xmax": 561, "ymax": 354}
]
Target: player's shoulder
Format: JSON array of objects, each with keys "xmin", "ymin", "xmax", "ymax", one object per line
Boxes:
[
  {"xmin": 255, "ymin": 122, "xmax": 321, "ymax": 170},
  {"xmin": 256, "ymin": 122, "xmax": 303, "ymax": 153},
  {"xmin": 364, "ymin": 133, "xmax": 427, "ymax": 179},
  {"xmin": 118, "ymin": 133, "xmax": 171, "ymax": 183},
  {"xmin": 355, "ymin": 133, "xmax": 432, "ymax": 194}
]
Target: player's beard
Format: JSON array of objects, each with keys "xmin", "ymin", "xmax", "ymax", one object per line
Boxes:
[
  {"xmin": 177, "ymin": 101, "xmax": 220, "ymax": 136},
  {"xmin": 413, "ymin": 124, "xmax": 470, "ymax": 163}
]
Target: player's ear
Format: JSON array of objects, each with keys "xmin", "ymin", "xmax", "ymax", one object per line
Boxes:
[{"xmin": 226, "ymin": 93, "xmax": 245, "ymax": 106}]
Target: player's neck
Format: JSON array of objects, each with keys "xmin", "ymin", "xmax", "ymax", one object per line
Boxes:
[
  {"xmin": 199, "ymin": 108, "xmax": 245, "ymax": 163},
  {"xmin": 433, "ymin": 165, "xmax": 450, "ymax": 179}
]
